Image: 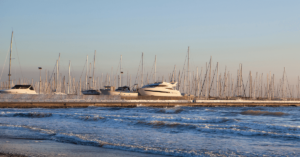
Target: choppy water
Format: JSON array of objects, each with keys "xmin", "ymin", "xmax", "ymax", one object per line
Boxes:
[{"xmin": 0, "ymin": 106, "xmax": 300, "ymax": 156}]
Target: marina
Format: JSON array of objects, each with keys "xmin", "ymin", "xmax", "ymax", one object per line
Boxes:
[
  {"xmin": 1, "ymin": 1, "xmax": 300, "ymax": 156},
  {"xmin": 1, "ymin": 36, "xmax": 299, "ymax": 103}
]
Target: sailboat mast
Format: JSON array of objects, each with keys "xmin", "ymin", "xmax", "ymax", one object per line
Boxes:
[
  {"xmin": 154, "ymin": 55, "xmax": 156, "ymax": 83},
  {"xmin": 141, "ymin": 52, "xmax": 143, "ymax": 86},
  {"xmin": 89, "ymin": 63, "xmax": 91, "ymax": 89},
  {"xmin": 120, "ymin": 55, "xmax": 122, "ymax": 87},
  {"xmin": 86, "ymin": 55, "xmax": 88, "ymax": 90},
  {"xmin": 56, "ymin": 60, "xmax": 58, "ymax": 91},
  {"xmin": 8, "ymin": 31, "xmax": 13, "ymax": 89},
  {"xmin": 58, "ymin": 53, "xmax": 60, "ymax": 91},
  {"xmin": 93, "ymin": 51, "xmax": 96, "ymax": 88},
  {"xmin": 187, "ymin": 46, "xmax": 190, "ymax": 95},
  {"xmin": 68, "ymin": 60, "xmax": 71, "ymax": 94}
]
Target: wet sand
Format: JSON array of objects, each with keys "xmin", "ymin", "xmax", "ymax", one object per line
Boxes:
[{"xmin": 0, "ymin": 138, "xmax": 167, "ymax": 157}]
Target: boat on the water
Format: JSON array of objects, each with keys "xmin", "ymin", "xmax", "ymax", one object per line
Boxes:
[
  {"xmin": 100, "ymin": 86, "xmax": 138, "ymax": 96},
  {"xmin": 138, "ymin": 82, "xmax": 182, "ymax": 96},
  {"xmin": 0, "ymin": 85, "xmax": 37, "ymax": 94}
]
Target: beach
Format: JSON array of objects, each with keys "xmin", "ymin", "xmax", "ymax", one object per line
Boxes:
[{"xmin": 0, "ymin": 137, "xmax": 166, "ymax": 157}]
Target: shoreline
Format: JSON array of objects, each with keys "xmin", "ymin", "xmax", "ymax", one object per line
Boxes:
[
  {"xmin": 0, "ymin": 152, "xmax": 26, "ymax": 157},
  {"xmin": 0, "ymin": 101, "xmax": 300, "ymax": 108},
  {"xmin": 0, "ymin": 137, "xmax": 167, "ymax": 157}
]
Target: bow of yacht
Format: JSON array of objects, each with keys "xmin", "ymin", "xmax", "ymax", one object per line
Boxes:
[
  {"xmin": 0, "ymin": 85, "xmax": 37, "ymax": 94},
  {"xmin": 138, "ymin": 82, "xmax": 182, "ymax": 96}
]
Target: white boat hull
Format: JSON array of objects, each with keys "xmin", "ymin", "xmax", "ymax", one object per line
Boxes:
[
  {"xmin": 138, "ymin": 88, "xmax": 181, "ymax": 97},
  {"xmin": 0, "ymin": 89, "xmax": 37, "ymax": 94},
  {"xmin": 100, "ymin": 90, "xmax": 138, "ymax": 96}
]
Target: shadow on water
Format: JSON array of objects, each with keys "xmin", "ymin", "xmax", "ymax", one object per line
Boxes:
[
  {"xmin": 240, "ymin": 110, "xmax": 287, "ymax": 116},
  {"xmin": 136, "ymin": 120, "xmax": 197, "ymax": 130},
  {"xmin": 78, "ymin": 116, "xmax": 105, "ymax": 121},
  {"xmin": 13, "ymin": 113, "xmax": 52, "ymax": 118},
  {"xmin": 156, "ymin": 108, "xmax": 184, "ymax": 114}
]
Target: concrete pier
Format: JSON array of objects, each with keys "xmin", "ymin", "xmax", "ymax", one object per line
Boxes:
[{"xmin": 0, "ymin": 101, "xmax": 299, "ymax": 108}]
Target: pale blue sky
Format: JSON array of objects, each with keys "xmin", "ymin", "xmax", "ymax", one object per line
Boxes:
[{"xmin": 0, "ymin": 0, "xmax": 300, "ymax": 84}]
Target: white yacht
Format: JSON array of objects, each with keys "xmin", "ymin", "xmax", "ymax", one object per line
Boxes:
[
  {"xmin": 100, "ymin": 86, "xmax": 138, "ymax": 97},
  {"xmin": 0, "ymin": 85, "xmax": 37, "ymax": 94},
  {"xmin": 82, "ymin": 89, "xmax": 101, "ymax": 95},
  {"xmin": 0, "ymin": 32, "xmax": 37, "ymax": 95},
  {"xmin": 138, "ymin": 82, "xmax": 182, "ymax": 97}
]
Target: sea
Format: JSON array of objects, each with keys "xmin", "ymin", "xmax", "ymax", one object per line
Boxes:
[{"xmin": 0, "ymin": 106, "xmax": 299, "ymax": 156}]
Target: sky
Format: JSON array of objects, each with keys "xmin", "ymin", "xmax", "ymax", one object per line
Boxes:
[{"xmin": 0, "ymin": 0, "xmax": 300, "ymax": 85}]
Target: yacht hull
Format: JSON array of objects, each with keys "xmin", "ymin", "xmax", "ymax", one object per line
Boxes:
[
  {"xmin": 0, "ymin": 89, "xmax": 37, "ymax": 94},
  {"xmin": 100, "ymin": 90, "xmax": 138, "ymax": 96},
  {"xmin": 138, "ymin": 88, "xmax": 181, "ymax": 96},
  {"xmin": 82, "ymin": 90, "xmax": 100, "ymax": 95}
]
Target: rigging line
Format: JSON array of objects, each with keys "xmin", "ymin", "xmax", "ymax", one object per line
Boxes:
[
  {"xmin": 149, "ymin": 58, "xmax": 155, "ymax": 82},
  {"xmin": 208, "ymin": 63, "xmax": 218, "ymax": 96},
  {"xmin": 199, "ymin": 59, "xmax": 211, "ymax": 97},
  {"xmin": 13, "ymin": 37, "xmax": 24, "ymax": 79},
  {"xmin": 285, "ymin": 71, "xmax": 293, "ymax": 98},
  {"xmin": 0, "ymin": 49, "xmax": 10, "ymax": 82},
  {"xmin": 171, "ymin": 65, "xmax": 178, "ymax": 82},
  {"xmin": 74, "ymin": 58, "xmax": 88, "ymax": 92},
  {"xmin": 241, "ymin": 76, "xmax": 248, "ymax": 97},
  {"xmin": 134, "ymin": 55, "xmax": 142, "ymax": 86},
  {"xmin": 115, "ymin": 60, "xmax": 120, "ymax": 76},
  {"xmin": 45, "ymin": 62, "xmax": 58, "ymax": 93},
  {"xmin": 179, "ymin": 52, "xmax": 188, "ymax": 84}
]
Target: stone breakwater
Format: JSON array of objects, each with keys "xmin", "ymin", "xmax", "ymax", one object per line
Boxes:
[{"xmin": 1, "ymin": 100, "xmax": 300, "ymax": 108}]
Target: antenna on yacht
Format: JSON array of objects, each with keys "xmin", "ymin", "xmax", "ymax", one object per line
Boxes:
[
  {"xmin": 174, "ymin": 65, "xmax": 176, "ymax": 82},
  {"xmin": 172, "ymin": 65, "xmax": 176, "ymax": 82},
  {"xmin": 8, "ymin": 31, "xmax": 13, "ymax": 89}
]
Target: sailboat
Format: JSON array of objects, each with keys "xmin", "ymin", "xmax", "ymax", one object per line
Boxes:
[
  {"xmin": 0, "ymin": 31, "xmax": 37, "ymax": 94},
  {"xmin": 82, "ymin": 51, "xmax": 101, "ymax": 95},
  {"xmin": 100, "ymin": 55, "xmax": 138, "ymax": 96},
  {"xmin": 52, "ymin": 54, "xmax": 66, "ymax": 95}
]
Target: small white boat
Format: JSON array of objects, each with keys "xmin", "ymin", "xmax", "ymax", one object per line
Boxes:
[
  {"xmin": 138, "ymin": 82, "xmax": 182, "ymax": 97},
  {"xmin": 0, "ymin": 85, "xmax": 37, "ymax": 94},
  {"xmin": 53, "ymin": 92, "xmax": 67, "ymax": 95},
  {"xmin": 100, "ymin": 86, "xmax": 138, "ymax": 96},
  {"xmin": 82, "ymin": 89, "xmax": 101, "ymax": 95}
]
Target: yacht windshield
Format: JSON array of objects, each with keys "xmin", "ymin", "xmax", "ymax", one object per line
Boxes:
[{"xmin": 12, "ymin": 85, "xmax": 32, "ymax": 89}]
